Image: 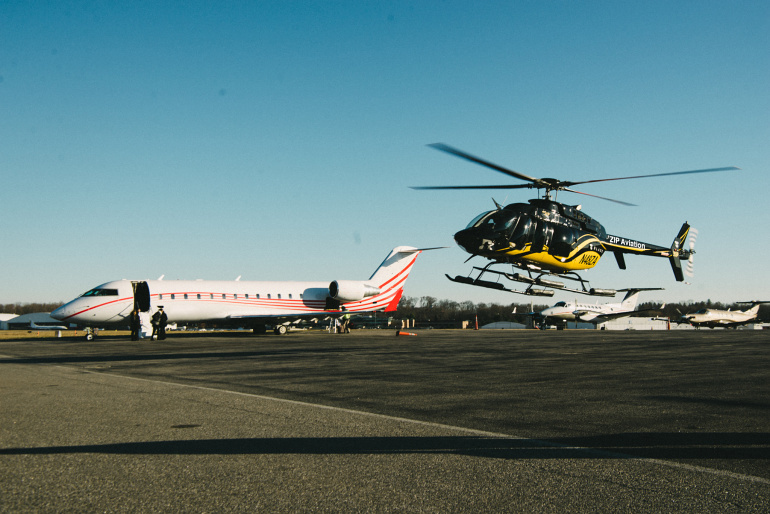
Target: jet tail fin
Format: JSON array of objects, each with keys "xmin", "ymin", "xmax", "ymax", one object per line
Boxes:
[
  {"xmin": 366, "ymin": 247, "xmax": 423, "ymax": 311},
  {"xmin": 327, "ymin": 246, "xmax": 430, "ymax": 313}
]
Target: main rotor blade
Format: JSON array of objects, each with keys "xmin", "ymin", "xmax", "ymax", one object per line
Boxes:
[
  {"xmin": 428, "ymin": 143, "xmax": 542, "ymax": 185},
  {"xmin": 565, "ymin": 166, "xmax": 740, "ymax": 187},
  {"xmin": 410, "ymin": 184, "xmax": 533, "ymax": 190},
  {"xmin": 561, "ymin": 187, "xmax": 636, "ymax": 206}
]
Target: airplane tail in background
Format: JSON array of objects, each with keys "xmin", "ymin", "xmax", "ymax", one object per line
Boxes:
[
  {"xmin": 367, "ymin": 246, "xmax": 422, "ymax": 311},
  {"xmin": 329, "ymin": 246, "xmax": 425, "ymax": 312},
  {"xmin": 741, "ymin": 302, "xmax": 768, "ymax": 316},
  {"xmin": 368, "ymin": 246, "xmax": 421, "ymax": 285},
  {"xmin": 620, "ymin": 291, "xmax": 642, "ymax": 310},
  {"xmin": 618, "ymin": 287, "xmax": 663, "ymax": 311}
]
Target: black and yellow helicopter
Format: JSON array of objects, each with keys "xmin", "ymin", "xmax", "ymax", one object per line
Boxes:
[{"xmin": 413, "ymin": 143, "xmax": 739, "ymax": 297}]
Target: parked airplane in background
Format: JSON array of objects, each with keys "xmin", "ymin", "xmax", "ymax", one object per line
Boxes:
[
  {"xmin": 536, "ymin": 288, "xmax": 663, "ymax": 329},
  {"xmin": 52, "ymin": 246, "xmax": 425, "ymax": 338},
  {"xmin": 29, "ymin": 320, "xmax": 69, "ymax": 331},
  {"xmin": 676, "ymin": 301, "xmax": 769, "ymax": 329}
]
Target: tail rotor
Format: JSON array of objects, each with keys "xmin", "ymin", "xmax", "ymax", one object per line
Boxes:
[{"xmin": 684, "ymin": 228, "xmax": 698, "ymax": 278}]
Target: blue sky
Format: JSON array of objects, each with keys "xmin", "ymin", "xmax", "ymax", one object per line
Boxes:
[{"xmin": 2, "ymin": 1, "xmax": 767, "ymax": 305}]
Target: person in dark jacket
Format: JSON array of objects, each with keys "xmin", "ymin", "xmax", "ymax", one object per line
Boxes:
[
  {"xmin": 151, "ymin": 307, "xmax": 168, "ymax": 340},
  {"xmin": 130, "ymin": 308, "xmax": 140, "ymax": 341}
]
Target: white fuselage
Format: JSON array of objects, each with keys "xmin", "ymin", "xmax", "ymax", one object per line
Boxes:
[
  {"xmin": 52, "ymin": 279, "xmax": 362, "ymax": 325},
  {"xmin": 686, "ymin": 306, "xmax": 760, "ymax": 327},
  {"xmin": 51, "ymin": 246, "xmax": 420, "ymax": 327},
  {"xmin": 539, "ymin": 293, "xmax": 640, "ymax": 324}
]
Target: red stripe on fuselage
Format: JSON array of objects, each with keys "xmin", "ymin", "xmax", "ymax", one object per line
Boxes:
[{"xmin": 59, "ymin": 296, "xmax": 132, "ymax": 321}]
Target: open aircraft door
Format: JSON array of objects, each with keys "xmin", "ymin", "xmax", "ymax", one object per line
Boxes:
[
  {"xmin": 132, "ymin": 281, "xmax": 151, "ymax": 312},
  {"xmin": 132, "ymin": 281, "xmax": 152, "ymax": 339}
]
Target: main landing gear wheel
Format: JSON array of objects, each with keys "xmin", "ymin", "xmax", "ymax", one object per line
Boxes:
[{"xmin": 274, "ymin": 325, "xmax": 288, "ymax": 335}]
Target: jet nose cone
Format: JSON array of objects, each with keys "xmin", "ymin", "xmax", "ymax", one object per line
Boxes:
[{"xmin": 51, "ymin": 305, "xmax": 69, "ymax": 321}]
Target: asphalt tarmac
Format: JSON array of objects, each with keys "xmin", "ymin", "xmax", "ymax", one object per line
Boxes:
[{"xmin": 1, "ymin": 329, "xmax": 769, "ymax": 511}]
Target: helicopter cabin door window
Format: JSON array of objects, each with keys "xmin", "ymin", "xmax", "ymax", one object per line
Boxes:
[
  {"xmin": 551, "ymin": 226, "xmax": 578, "ymax": 256},
  {"xmin": 509, "ymin": 217, "xmax": 533, "ymax": 249},
  {"xmin": 531, "ymin": 220, "xmax": 554, "ymax": 253}
]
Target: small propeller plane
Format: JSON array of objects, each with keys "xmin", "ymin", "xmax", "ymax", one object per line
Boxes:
[
  {"xmin": 674, "ymin": 301, "xmax": 769, "ymax": 329},
  {"xmin": 414, "ymin": 143, "xmax": 738, "ymax": 297},
  {"xmin": 52, "ymin": 246, "xmax": 424, "ymax": 339}
]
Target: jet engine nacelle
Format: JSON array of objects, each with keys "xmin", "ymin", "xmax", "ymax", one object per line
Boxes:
[{"xmin": 329, "ymin": 280, "xmax": 381, "ymax": 302}]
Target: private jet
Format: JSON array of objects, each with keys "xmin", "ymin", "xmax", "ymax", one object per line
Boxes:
[{"xmin": 52, "ymin": 246, "xmax": 424, "ymax": 338}]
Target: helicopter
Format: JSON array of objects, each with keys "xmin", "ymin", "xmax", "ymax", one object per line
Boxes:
[{"xmin": 413, "ymin": 143, "xmax": 739, "ymax": 297}]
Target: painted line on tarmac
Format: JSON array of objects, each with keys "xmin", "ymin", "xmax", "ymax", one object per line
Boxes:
[{"xmin": 59, "ymin": 365, "xmax": 770, "ymax": 486}]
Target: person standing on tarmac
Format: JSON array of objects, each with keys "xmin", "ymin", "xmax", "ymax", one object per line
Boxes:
[
  {"xmin": 151, "ymin": 306, "xmax": 168, "ymax": 340},
  {"xmin": 341, "ymin": 311, "xmax": 351, "ymax": 333},
  {"xmin": 130, "ymin": 308, "xmax": 140, "ymax": 341}
]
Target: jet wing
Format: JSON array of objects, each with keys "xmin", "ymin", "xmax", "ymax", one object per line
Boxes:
[{"xmin": 589, "ymin": 307, "xmax": 663, "ymax": 324}]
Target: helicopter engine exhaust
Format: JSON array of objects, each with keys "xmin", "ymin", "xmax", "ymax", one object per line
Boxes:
[{"xmin": 329, "ymin": 280, "xmax": 381, "ymax": 302}]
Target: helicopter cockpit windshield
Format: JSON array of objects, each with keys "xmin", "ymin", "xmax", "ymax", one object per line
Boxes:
[
  {"xmin": 465, "ymin": 211, "xmax": 495, "ymax": 229},
  {"xmin": 467, "ymin": 210, "xmax": 519, "ymax": 233}
]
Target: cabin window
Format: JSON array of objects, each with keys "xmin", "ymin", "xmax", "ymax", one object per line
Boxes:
[
  {"xmin": 550, "ymin": 226, "xmax": 579, "ymax": 256},
  {"xmin": 222, "ymin": 294, "xmax": 226, "ymax": 299},
  {"xmin": 184, "ymin": 294, "xmax": 188, "ymax": 299},
  {"xmin": 510, "ymin": 217, "xmax": 533, "ymax": 246},
  {"xmin": 267, "ymin": 294, "xmax": 271, "ymax": 299},
  {"xmin": 300, "ymin": 294, "xmax": 303, "ymax": 299},
  {"xmin": 234, "ymin": 294, "xmax": 238, "ymax": 299},
  {"xmin": 288, "ymin": 294, "xmax": 292, "ymax": 299},
  {"xmin": 159, "ymin": 294, "xmax": 163, "ymax": 300},
  {"xmin": 277, "ymin": 294, "xmax": 281, "ymax": 299},
  {"xmin": 245, "ymin": 294, "xmax": 249, "ymax": 299},
  {"xmin": 256, "ymin": 294, "xmax": 260, "ymax": 299},
  {"xmin": 197, "ymin": 294, "xmax": 201, "ymax": 299},
  {"xmin": 171, "ymin": 294, "xmax": 175, "ymax": 300}
]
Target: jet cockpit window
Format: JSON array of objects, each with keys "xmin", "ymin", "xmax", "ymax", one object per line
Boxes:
[
  {"xmin": 81, "ymin": 288, "xmax": 119, "ymax": 297},
  {"xmin": 554, "ymin": 301, "xmax": 567, "ymax": 307}
]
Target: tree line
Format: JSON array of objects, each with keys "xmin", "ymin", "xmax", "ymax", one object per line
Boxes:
[{"xmin": 0, "ymin": 302, "xmax": 64, "ymax": 316}]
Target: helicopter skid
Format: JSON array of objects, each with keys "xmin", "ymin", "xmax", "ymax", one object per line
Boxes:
[
  {"xmin": 446, "ymin": 274, "xmax": 555, "ymax": 297},
  {"xmin": 446, "ymin": 264, "xmax": 618, "ymax": 297}
]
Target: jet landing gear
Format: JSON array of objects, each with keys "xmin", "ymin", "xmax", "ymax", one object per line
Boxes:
[
  {"xmin": 251, "ymin": 323, "xmax": 289, "ymax": 335},
  {"xmin": 84, "ymin": 327, "xmax": 99, "ymax": 341}
]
